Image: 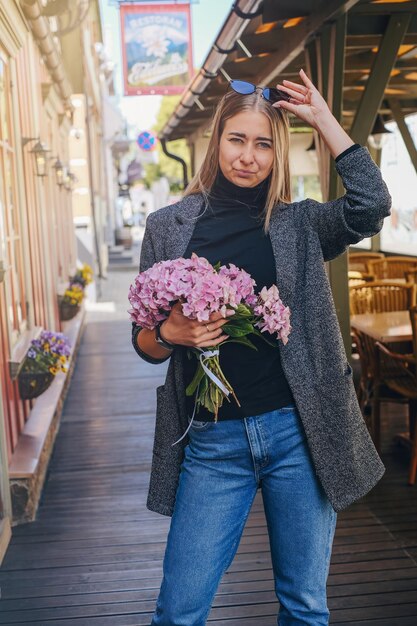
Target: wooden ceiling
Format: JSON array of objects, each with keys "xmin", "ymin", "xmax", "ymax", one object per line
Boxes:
[{"xmin": 163, "ymin": 0, "xmax": 417, "ymax": 140}]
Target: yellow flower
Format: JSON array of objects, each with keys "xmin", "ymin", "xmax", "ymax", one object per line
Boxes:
[
  {"xmin": 59, "ymin": 355, "xmax": 66, "ymax": 363},
  {"xmin": 49, "ymin": 367, "xmax": 58, "ymax": 375}
]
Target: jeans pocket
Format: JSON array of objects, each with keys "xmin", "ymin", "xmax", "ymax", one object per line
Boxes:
[{"xmin": 278, "ymin": 403, "xmax": 297, "ymax": 413}]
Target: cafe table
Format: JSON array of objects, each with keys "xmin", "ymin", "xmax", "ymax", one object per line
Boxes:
[
  {"xmin": 374, "ymin": 277, "xmax": 407, "ymax": 285},
  {"xmin": 350, "ymin": 309, "xmax": 413, "ymax": 452},
  {"xmin": 350, "ymin": 310, "xmax": 412, "ymax": 343}
]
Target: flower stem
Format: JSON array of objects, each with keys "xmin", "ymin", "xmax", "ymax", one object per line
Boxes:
[{"xmin": 209, "ymin": 352, "xmax": 241, "ymax": 408}]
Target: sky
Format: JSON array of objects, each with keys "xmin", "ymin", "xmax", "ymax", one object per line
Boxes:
[{"xmin": 99, "ymin": 0, "xmax": 233, "ymax": 132}]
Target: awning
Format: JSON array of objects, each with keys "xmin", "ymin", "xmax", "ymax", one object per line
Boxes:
[{"xmin": 161, "ymin": 0, "xmax": 417, "ymax": 141}]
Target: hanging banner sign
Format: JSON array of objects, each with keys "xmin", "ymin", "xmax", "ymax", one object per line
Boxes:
[{"xmin": 120, "ymin": 3, "xmax": 194, "ymax": 96}]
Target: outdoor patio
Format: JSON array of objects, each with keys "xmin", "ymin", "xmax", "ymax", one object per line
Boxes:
[{"xmin": 0, "ymin": 268, "xmax": 417, "ymax": 625}]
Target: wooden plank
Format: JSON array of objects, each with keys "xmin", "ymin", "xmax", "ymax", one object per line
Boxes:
[{"xmin": 1, "ymin": 275, "xmax": 417, "ymax": 624}]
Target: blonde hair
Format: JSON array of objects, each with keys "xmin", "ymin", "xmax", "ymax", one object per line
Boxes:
[{"xmin": 184, "ymin": 89, "xmax": 292, "ymax": 233}]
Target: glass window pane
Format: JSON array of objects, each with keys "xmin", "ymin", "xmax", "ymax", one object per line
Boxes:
[{"xmin": 0, "ymin": 59, "xmax": 9, "ymax": 143}]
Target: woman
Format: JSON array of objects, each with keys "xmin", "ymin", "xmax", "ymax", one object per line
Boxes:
[{"xmin": 131, "ymin": 69, "xmax": 392, "ymax": 625}]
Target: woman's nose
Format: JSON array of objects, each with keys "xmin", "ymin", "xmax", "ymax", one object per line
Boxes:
[{"xmin": 240, "ymin": 147, "xmax": 254, "ymax": 164}]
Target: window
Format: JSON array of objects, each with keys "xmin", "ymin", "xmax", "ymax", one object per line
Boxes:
[{"xmin": 0, "ymin": 52, "xmax": 27, "ymax": 346}]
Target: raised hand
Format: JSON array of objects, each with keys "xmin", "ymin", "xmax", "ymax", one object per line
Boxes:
[
  {"xmin": 273, "ymin": 68, "xmax": 355, "ymax": 159},
  {"xmin": 272, "ymin": 68, "xmax": 332, "ymax": 130}
]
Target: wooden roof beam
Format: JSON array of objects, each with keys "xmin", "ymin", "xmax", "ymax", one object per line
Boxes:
[
  {"xmin": 346, "ymin": 33, "xmax": 417, "ymax": 47},
  {"xmin": 388, "ymin": 97, "xmax": 417, "ymax": 174},
  {"xmin": 252, "ymin": 0, "xmax": 363, "ymax": 87},
  {"xmin": 350, "ymin": 12, "xmax": 412, "ymax": 143}
]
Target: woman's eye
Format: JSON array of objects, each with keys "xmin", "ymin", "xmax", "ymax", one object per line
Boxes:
[
  {"xmin": 258, "ymin": 142, "xmax": 271, "ymax": 149},
  {"xmin": 230, "ymin": 137, "xmax": 242, "ymax": 143}
]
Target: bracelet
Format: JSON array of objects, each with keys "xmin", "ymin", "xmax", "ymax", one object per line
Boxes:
[{"xmin": 155, "ymin": 321, "xmax": 176, "ymax": 351}]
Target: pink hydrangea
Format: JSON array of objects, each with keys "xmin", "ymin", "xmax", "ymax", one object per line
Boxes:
[
  {"xmin": 128, "ymin": 252, "xmax": 254, "ymax": 327},
  {"xmin": 128, "ymin": 253, "xmax": 292, "ymax": 421},
  {"xmin": 128, "ymin": 253, "xmax": 291, "ymax": 344},
  {"xmin": 253, "ymin": 285, "xmax": 292, "ymax": 345}
]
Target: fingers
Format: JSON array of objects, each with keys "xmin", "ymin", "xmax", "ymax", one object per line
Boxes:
[
  {"xmin": 277, "ymin": 79, "xmax": 308, "ymax": 96},
  {"xmin": 213, "ymin": 317, "xmax": 231, "ymax": 329},
  {"xmin": 299, "ymin": 68, "xmax": 316, "ymax": 89},
  {"xmin": 199, "ymin": 334, "xmax": 229, "ymax": 347},
  {"xmin": 276, "ymin": 84, "xmax": 305, "ymax": 102},
  {"xmin": 272, "ymin": 100, "xmax": 298, "ymax": 113},
  {"xmin": 202, "ymin": 320, "xmax": 228, "ymax": 335},
  {"xmin": 277, "ymin": 69, "xmax": 316, "ymax": 96},
  {"xmin": 209, "ymin": 309, "xmax": 235, "ymax": 321}
]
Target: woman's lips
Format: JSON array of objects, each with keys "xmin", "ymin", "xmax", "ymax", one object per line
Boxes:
[{"xmin": 235, "ymin": 169, "xmax": 255, "ymax": 177}]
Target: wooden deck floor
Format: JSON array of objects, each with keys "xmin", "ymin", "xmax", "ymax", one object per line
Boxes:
[{"xmin": 1, "ymin": 272, "xmax": 417, "ymax": 625}]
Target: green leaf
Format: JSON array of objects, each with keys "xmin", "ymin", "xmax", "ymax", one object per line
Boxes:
[
  {"xmin": 223, "ymin": 320, "xmax": 254, "ymax": 337},
  {"xmin": 251, "ymin": 327, "xmax": 280, "ymax": 348},
  {"xmin": 210, "ymin": 383, "xmax": 218, "ymax": 412},
  {"xmin": 203, "ymin": 385, "xmax": 215, "ymax": 414},
  {"xmin": 236, "ymin": 303, "xmax": 253, "ymax": 317},
  {"xmin": 186, "ymin": 364, "xmax": 205, "ymax": 396},
  {"xmin": 200, "ymin": 375, "xmax": 208, "ymax": 395}
]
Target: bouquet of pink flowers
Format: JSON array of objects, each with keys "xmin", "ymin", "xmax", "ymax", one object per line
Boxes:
[{"xmin": 128, "ymin": 253, "xmax": 291, "ymax": 422}]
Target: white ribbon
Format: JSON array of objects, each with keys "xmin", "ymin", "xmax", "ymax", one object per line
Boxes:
[
  {"xmin": 171, "ymin": 347, "xmax": 228, "ymax": 446},
  {"xmin": 196, "ymin": 347, "xmax": 230, "ymax": 396}
]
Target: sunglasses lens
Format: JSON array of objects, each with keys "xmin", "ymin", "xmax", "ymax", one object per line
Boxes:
[
  {"xmin": 230, "ymin": 80, "xmax": 255, "ymax": 95},
  {"xmin": 264, "ymin": 87, "xmax": 289, "ymax": 103}
]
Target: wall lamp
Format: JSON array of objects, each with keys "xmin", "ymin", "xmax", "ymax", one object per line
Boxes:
[
  {"xmin": 53, "ymin": 158, "xmax": 65, "ymax": 187},
  {"xmin": 63, "ymin": 167, "xmax": 77, "ymax": 191},
  {"xmin": 22, "ymin": 137, "xmax": 51, "ymax": 177}
]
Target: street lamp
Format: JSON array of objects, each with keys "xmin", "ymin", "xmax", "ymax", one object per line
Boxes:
[
  {"xmin": 63, "ymin": 167, "xmax": 77, "ymax": 191},
  {"xmin": 62, "ymin": 165, "xmax": 71, "ymax": 191},
  {"xmin": 53, "ymin": 158, "xmax": 65, "ymax": 187},
  {"xmin": 22, "ymin": 137, "xmax": 51, "ymax": 177},
  {"xmin": 68, "ymin": 171, "xmax": 78, "ymax": 189}
]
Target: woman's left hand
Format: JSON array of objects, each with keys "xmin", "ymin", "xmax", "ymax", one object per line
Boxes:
[{"xmin": 273, "ymin": 69, "xmax": 333, "ymax": 130}]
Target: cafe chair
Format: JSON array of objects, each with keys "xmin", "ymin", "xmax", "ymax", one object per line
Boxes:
[
  {"xmin": 405, "ymin": 269, "xmax": 417, "ymax": 284},
  {"xmin": 349, "ymin": 282, "xmax": 416, "ymax": 419},
  {"xmin": 348, "ymin": 271, "xmax": 374, "ymax": 288},
  {"xmin": 348, "ymin": 251, "xmax": 384, "ymax": 274},
  {"xmin": 368, "ymin": 256, "xmax": 417, "ymax": 280},
  {"xmin": 372, "ymin": 306, "xmax": 417, "ymax": 484},
  {"xmin": 351, "ymin": 327, "xmax": 375, "ymax": 420},
  {"xmin": 349, "ymin": 281, "xmax": 416, "ymax": 316}
]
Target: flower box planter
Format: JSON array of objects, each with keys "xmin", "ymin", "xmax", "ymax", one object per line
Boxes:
[
  {"xmin": 59, "ymin": 300, "xmax": 80, "ymax": 321},
  {"xmin": 18, "ymin": 370, "xmax": 55, "ymax": 400},
  {"xmin": 16, "ymin": 330, "xmax": 72, "ymax": 401}
]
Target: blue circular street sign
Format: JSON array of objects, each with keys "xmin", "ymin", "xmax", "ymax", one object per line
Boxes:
[{"xmin": 137, "ymin": 131, "xmax": 158, "ymax": 151}]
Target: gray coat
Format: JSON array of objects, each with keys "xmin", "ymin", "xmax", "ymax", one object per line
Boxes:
[{"xmin": 132, "ymin": 145, "xmax": 392, "ymax": 515}]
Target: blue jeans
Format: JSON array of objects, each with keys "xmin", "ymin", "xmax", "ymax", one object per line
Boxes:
[{"xmin": 150, "ymin": 404, "xmax": 337, "ymax": 625}]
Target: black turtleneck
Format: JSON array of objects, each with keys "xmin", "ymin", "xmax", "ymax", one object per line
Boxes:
[{"xmin": 182, "ymin": 167, "xmax": 295, "ymax": 421}]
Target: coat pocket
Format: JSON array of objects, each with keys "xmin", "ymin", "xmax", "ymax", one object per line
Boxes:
[{"xmin": 152, "ymin": 385, "xmax": 168, "ymax": 454}]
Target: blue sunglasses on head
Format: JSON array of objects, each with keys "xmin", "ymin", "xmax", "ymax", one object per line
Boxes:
[{"xmin": 229, "ymin": 79, "xmax": 291, "ymax": 104}]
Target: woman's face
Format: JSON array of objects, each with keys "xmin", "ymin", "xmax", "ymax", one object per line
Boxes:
[{"xmin": 219, "ymin": 110, "xmax": 274, "ymax": 188}]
